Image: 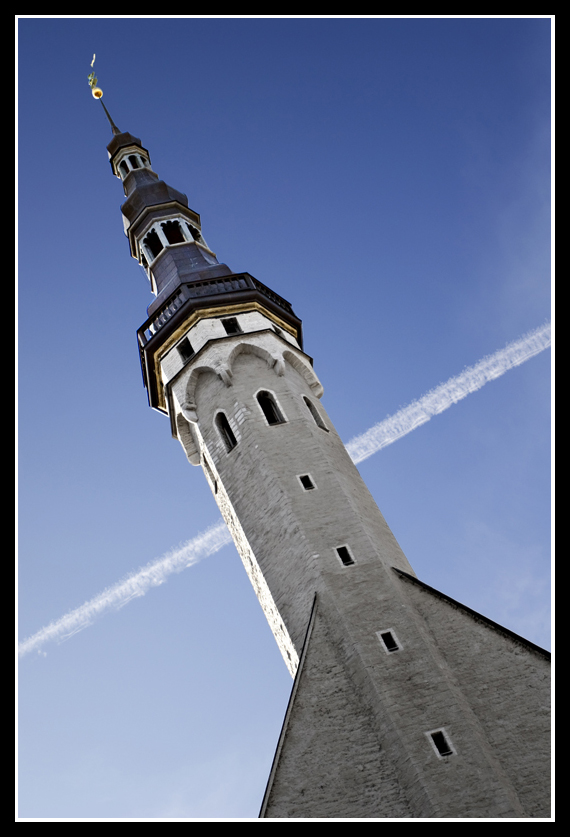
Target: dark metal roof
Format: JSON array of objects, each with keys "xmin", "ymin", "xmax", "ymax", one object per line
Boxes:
[{"xmin": 106, "ymin": 130, "xmax": 149, "ymax": 161}]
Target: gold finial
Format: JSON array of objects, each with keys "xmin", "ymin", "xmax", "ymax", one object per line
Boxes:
[{"xmin": 88, "ymin": 54, "xmax": 103, "ymax": 99}]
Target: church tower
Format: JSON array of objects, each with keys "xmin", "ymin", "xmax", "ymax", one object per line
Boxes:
[{"xmin": 100, "ymin": 101, "xmax": 550, "ymax": 819}]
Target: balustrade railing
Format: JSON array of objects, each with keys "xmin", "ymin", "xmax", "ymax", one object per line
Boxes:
[{"xmin": 138, "ymin": 273, "xmax": 294, "ymax": 347}]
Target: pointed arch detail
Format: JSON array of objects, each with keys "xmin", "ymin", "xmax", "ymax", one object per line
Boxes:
[
  {"xmin": 182, "ymin": 363, "xmax": 227, "ymax": 411},
  {"xmin": 282, "ymin": 349, "xmax": 324, "ymax": 398},
  {"xmin": 226, "ymin": 341, "xmax": 284, "ymax": 375},
  {"xmin": 177, "ymin": 341, "xmax": 323, "ymax": 423}
]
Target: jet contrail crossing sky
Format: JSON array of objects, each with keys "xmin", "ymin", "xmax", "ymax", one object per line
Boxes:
[
  {"xmin": 18, "ymin": 521, "xmax": 232, "ymax": 657},
  {"xmin": 345, "ymin": 323, "xmax": 551, "ymax": 464},
  {"xmin": 18, "ymin": 323, "xmax": 551, "ymax": 658}
]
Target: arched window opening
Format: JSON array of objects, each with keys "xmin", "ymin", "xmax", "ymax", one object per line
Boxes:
[
  {"xmin": 303, "ymin": 396, "xmax": 329, "ymax": 431},
  {"xmin": 119, "ymin": 160, "xmax": 129, "ymax": 177},
  {"xmin": 257, "ymin": 391, "xmax": 285, "ymax": 426},
  {"xmin": 185, "ymin": 222, "xmax": 201, "ymax": 241},
  {"xmin": 162, "ymin": 220, "xmax": 185, "ymax": 245},
  {"xmin": 143, "ymin": 229, "xmax": 163, "ymax": 260},
  {"xmin": 216, "ymin": 412, "xmax": 237, "ymax": 452},
  {"xmin": 128, "ymin": 154, "xmax": 140, "ymax": 169}
]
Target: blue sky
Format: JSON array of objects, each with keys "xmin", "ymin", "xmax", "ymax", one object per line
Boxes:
[{"xmin": 17, "ymin": 17, "xmax": 552, "ymax": 820}]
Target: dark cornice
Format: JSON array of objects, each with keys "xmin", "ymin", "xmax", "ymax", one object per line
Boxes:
[{"xmin": 137, "ymin": 276, "xmax": 303, "ymax": 414}]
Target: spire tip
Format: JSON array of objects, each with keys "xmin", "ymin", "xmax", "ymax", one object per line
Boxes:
[{"xmin": 88, "ymin": 56, "xmax": 120, "ymax": 134}]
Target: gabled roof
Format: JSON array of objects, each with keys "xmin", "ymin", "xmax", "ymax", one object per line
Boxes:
[{"xmin": 392, "ymin": 567, "xmax": 550, "ymax": 660}]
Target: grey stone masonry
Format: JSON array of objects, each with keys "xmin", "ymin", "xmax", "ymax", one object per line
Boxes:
[
  {"xmin": 259, "ymin": 580, "xmax": 549, "ymax": 818},
  {"xmin": 166, "ymin": 326, "xmax": 550, "ymax": 818}
]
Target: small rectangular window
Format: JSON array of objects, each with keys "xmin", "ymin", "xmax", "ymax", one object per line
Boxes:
[
  {"xmin": 177, "ymin": 337, "xmax": 195, "ymax": 363},
  {"xmin": 335, "ymin": 545, "xmax": 355, "ymax": 566},
  {"xmin": 428, "ymin": 729, "xmax": 455, "ymax": 758},
  {"xmin": 222, "ymin": 317, "xmax": 242, "ymax": 335},
  {"xmin": 377, "ymin": 630, "xmax": 400, "ymax": 653},
  {"xmin": 299, "ymin": 474, "xmax": 315, "ymax": 490}
]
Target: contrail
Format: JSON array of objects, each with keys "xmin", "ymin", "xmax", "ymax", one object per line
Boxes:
[
  {"xmin": 19, "ymin": 323, "xmax": 550, "ymax": 658},
  {"xmin": 18, "ymin": 521, "xmax": 232, "ymax": 657},
  {"xmin": 345, "ymin": 322, "xmax": 551, "ymax": 464}
]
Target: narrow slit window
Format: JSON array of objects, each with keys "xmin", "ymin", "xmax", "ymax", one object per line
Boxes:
[
  {"xmin": 336, "ymin": 545, "xmax": 355, "ymax": 566},
  {"xmin": 222, "ymin": 317, "xmax": 242, "ymax": 336},
  {"xmin": 299, "ymin": 474, "xmax": 315, "ymax": 491},
  {"xmin": 257, "ymin": 391, "xmax": 285, "ymax": 425},
  {"xmin": 143, "ymin": 229, "xmax": 164, "ymax": 260},
  {"xmin": 429, "ymin": 730, "xmax": 454, "ymax": 758},
  {"xmin": 216, "ymin": 412, "xmax": 237, "ymax": 452},
  {"xmin": 177, "ymin": 337, "xmax": 195, "ymax": 363},
  {"xmin": 304, "ymin": 397, "xmax": 329, "ymax": 431},
  {"xmin": 161, "ymin": 220, "xmax": 185, "ymax": 245}
]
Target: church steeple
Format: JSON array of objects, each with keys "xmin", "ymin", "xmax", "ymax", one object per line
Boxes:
[
  {"xmin": 105, "ymin": 115, "xmax": 226, "ymax": 300},
  {"xmin": 98, "ymin": 92, "xmax": 303, "ymax": 446},
  {"xmin": 96, "ymin": 75, "xmax": 550, "ymax": 820}
]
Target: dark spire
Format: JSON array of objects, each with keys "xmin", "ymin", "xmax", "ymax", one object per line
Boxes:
[{"xmin": 100, "ymin": 99, "xmax": 121, "ymax": 136}]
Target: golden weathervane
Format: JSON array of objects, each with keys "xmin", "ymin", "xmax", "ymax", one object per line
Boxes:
[{"xmin": 88, "ymin": 54, "xmax": 103, "ymax": 99}]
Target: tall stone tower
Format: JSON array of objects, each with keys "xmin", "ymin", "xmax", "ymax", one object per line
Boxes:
[{"xmin": 102, "ymin": 106, "xmax": 550, "ymax": 819}]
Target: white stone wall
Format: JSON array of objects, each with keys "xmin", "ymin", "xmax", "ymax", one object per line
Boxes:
[{"xmin": 160, "ymin": 310, "xmax": 300, "ymax": 385}]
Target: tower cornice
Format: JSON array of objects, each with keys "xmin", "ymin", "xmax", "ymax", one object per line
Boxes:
[
  {"xmin": 164, "ymin": 328, "xmax": 317, "ymax": 441},
  {"xmin": 138, "ymin": 282, "xmax": 303, "ymax": 415}
]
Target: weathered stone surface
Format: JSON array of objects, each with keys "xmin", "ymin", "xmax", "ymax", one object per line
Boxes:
[{"xmin": 166, "ymin": 327, "xmax": 549, "ymax": 818}]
